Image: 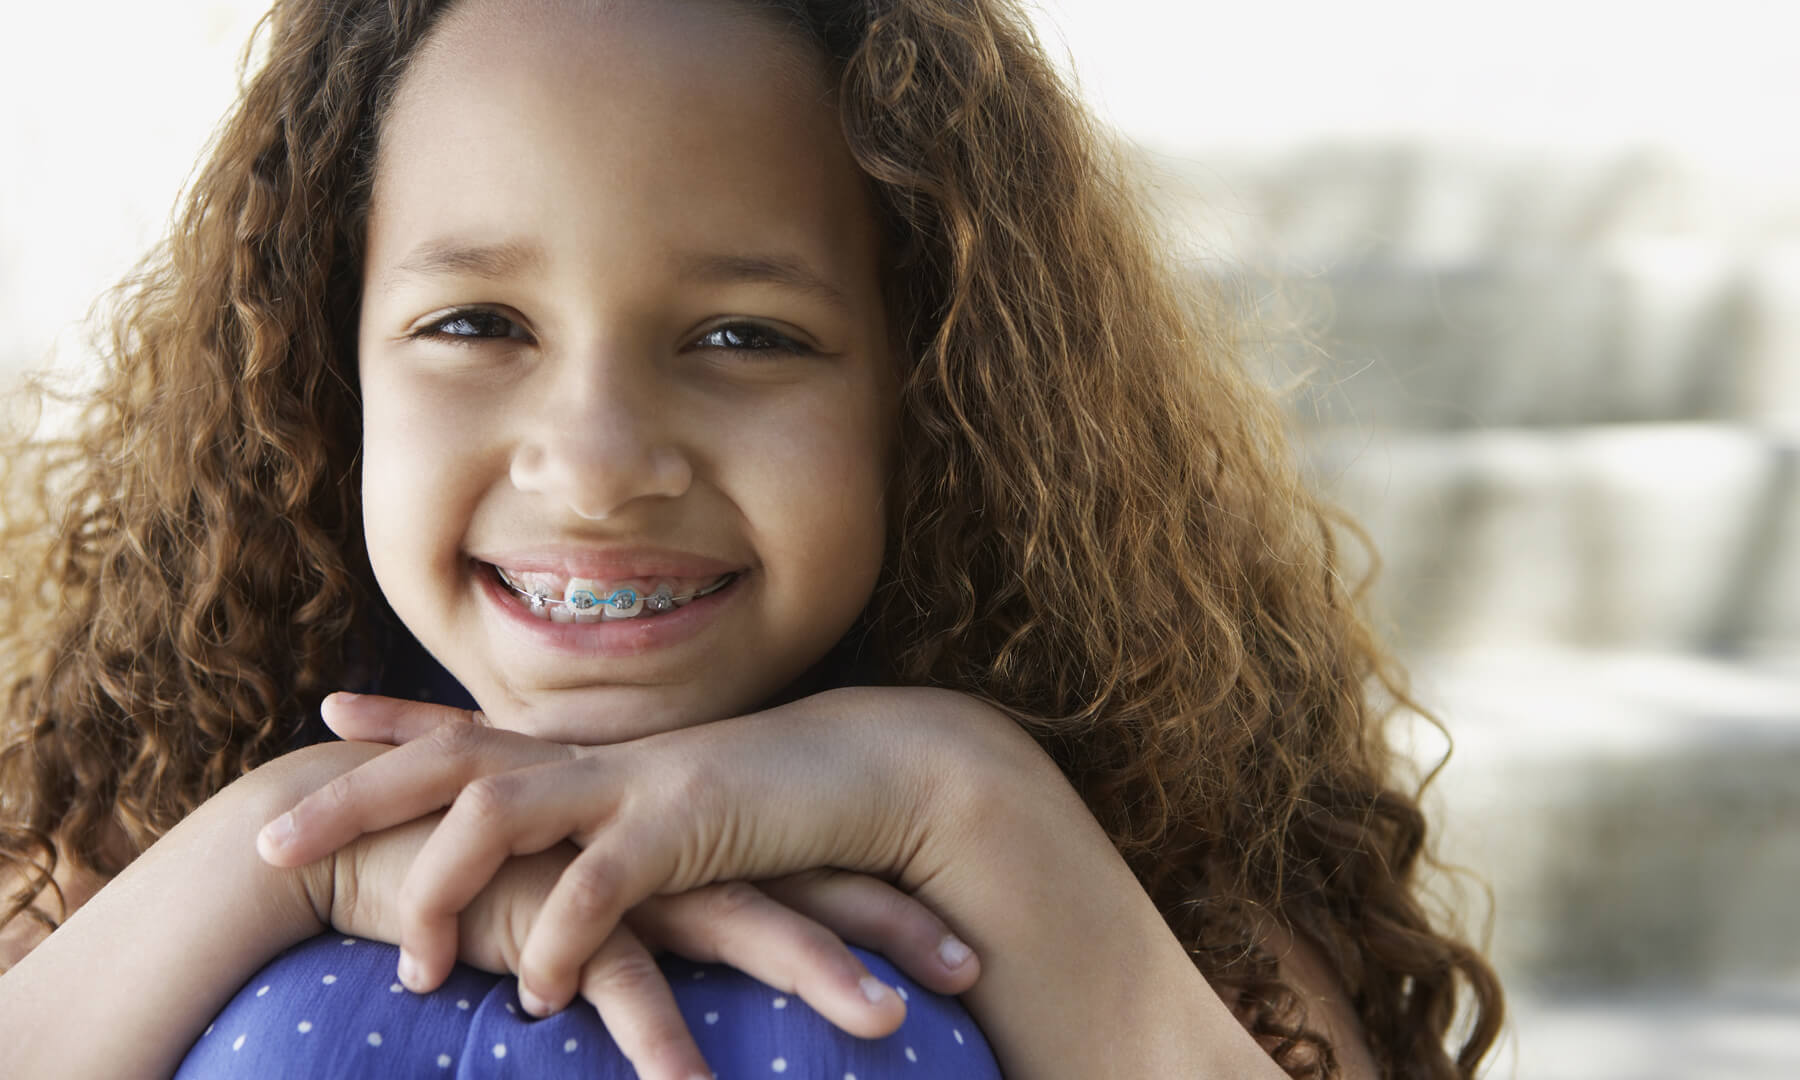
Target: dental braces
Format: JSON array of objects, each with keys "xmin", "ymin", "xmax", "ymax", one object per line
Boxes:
[{"xmin": 495, "ymin": 568, "xmax": 736, "ymax": 617}]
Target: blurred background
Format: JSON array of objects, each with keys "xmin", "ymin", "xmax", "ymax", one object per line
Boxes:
[{"xmin": 4, "ymin": 2, "xmax": 1796, "ymax": 1076}]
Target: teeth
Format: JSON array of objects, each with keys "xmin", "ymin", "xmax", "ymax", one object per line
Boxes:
[
  {"xmin": 565, "ymin": 578, "xmax": 604, "ymax": 624},
  {"xmin": 494, "ymin": 566, "xmax": 736, "ymax": 622},
  {"xmin": 599, "ymin": 585, "xmax": 644, "ymax": 620}
]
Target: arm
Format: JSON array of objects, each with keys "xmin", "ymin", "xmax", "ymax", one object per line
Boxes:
[
  {"xmin": 0, "ymin": 843, "xmax": 116, "ymax": 971},
  {"xmin": 0, "ymin": 741, "xmax": 378, "ymax": 1079},
  {"xmin": 269, "ymin": 688, "xmax": 1371, "ymax": 1077},
  {"xmin": 0, "ymin": 737, "xmax": 980, "ymax": 1080},
  {"xmin": 941, "ymin": 735, "xmax": 1376, "ymax": 1077},
  {"xmin": 889, "ymin": 692, "xmax": 1295, "ymax": 1077}
]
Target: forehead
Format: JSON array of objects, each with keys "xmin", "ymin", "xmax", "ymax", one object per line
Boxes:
[{"xmin": 367, "ymin": 0, "xmax": 875, "ymax": 287}]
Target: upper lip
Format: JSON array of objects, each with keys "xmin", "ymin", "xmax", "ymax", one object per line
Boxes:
[{"xmin": 470, "ymin": 545, "xmax": 747, "ymax": 581}]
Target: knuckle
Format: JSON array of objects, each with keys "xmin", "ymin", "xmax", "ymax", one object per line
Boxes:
[
  {"xmin": 629, "ymin": 1021, "xmax": 697, "ymax": 1071},
  {"xmin": 456, "ymin": 774, "xmax": 516, "ymax": 826},
  {"xmin": 856, "ymin": 877, "xmax": 920, "ymax": 921},
  {"xmin": 560, "ymin": 859, "xmax": 623, "ymax": 923},
  {"xmin": 314, "ymin": 770, "xmax": 361, "ymax": 817},
  {"xmin": 588, "ymin": 944, "xmax": 665, "ymax": 999},
  {"xmin": 426, "ymin": 718, "xmax": 484, "ymax": 761},
  {"xmin": 398, "ymin": 882, "xmax": 451, "ymax": 936},
  {"xmin": 759, "ymin": 867, "xmax": 835, "ymax": 906},
  {"xmin": 701, "ymin": 880, "xmax": 766, "ymax": 924},
  {"xmin": 867, "ymin": 886, "xmax": 945, "ymax": 944},
  {"xmin": 671, "ymin": 756, "xmax": 721, "ymax": 812},
  {"xmin": 396, "ymin": 873, "xmax": 433, "ymax": 917}
]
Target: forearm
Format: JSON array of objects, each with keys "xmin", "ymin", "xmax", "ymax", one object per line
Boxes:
[
  {"xmin": 911, "ymin": 731, "xmax": 1285, "ymax": 1076},
  {"xmin": 0, "ymin": 743, "xmax": 381, "ymax": 1079}
]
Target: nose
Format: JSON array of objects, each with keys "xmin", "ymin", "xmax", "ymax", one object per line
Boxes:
[{"xmin": 507, "ymin": 350, "xmax": 693, "ymax": 520}]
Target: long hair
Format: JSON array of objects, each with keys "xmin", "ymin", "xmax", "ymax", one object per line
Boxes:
[{"xmin": 0, "ymin": 1, "xmax": 1502, "ymax": 1075}]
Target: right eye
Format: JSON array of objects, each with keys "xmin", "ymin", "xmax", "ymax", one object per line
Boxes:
[{"xmin": 412, "ymin": 307, "xmax": 530, "ymax": 343}]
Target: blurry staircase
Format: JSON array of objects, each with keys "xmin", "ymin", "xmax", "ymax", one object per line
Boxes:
[{"xmin": 1154, "ymin": 144, "xmax": 1800, "ymax": 1078}]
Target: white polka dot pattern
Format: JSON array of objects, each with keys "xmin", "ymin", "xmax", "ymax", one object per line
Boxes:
[{"xmin": 172, "ymin": 935, "xmax": 1001, "ymax": 1079}]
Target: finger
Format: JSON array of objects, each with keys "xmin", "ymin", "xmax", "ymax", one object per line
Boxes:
[
  {"xmin": 319, "ymin": 692, "xmax": 487, "ymax": 744},
  {"xmin": 575, "ymin": 926, "xmax": 714, "ymax": 1080},
  {"xmin": 257, "ymin": 718, "xmax": 566, "ymax": 868},
  {"xmin": 399, "ymin": 757, "xmax": 624, "ymax": 993},
  {"xmin": 628, "ymin": 883, "xmax": 908, "ymax": 1039},
  {"xmin": 516, "ymin": 819, "xmax": 682, "ymax": 1016},
  {"xmin": 759, "ymin": 869, "xmax": 980, "ymax": 995}
]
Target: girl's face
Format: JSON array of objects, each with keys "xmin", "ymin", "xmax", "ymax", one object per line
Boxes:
[{"xmin": 357, "ymin": 0, "xmax": 895, "ymax": 743}]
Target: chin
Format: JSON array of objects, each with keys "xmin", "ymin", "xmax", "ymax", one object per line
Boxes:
[{"xmin": 474, "ymin": 681, "xmax": 756, "ymax": 746}]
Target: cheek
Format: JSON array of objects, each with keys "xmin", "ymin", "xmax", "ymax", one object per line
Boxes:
[
  {"xmin": 358, "ymin": 367, "xmax": 487, "ymax": 580},
  {"xmin": 742, "ymin": 379, "xmax": 890, "ymax": 584},
  {"xmin": 358, "ymin": 380, "xmax": 420, "ymax": 599}
]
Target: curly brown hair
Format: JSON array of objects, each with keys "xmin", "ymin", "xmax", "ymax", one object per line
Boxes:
[{"xmin": 1, "ymin": 0, "xmax": 1502, "ymax": 1075}]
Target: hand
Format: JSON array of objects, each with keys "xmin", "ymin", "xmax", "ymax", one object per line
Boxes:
[
  {"xmin": 330, "ymin": 811, "xmax": 977, "ymax": 1080},
  {"xmin": 261, "ymin": 689, "xmax": 1015, "ymax": 1014}
]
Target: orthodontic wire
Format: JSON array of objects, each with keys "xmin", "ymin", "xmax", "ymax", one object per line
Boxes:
[{"xmin": 495, "ymin": 570, "xmax": 733, "ymax": 615}]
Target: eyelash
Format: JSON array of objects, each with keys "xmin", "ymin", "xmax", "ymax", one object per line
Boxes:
[
  {"xmin": 411, "ymin": 307, "xmax": 813, "ymax": 355},
  {"xmin": 412, "ymin": 308, "xmax": 526, "ymax": 344}
]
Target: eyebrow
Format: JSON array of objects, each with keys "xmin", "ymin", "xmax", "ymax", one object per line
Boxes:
[
  {"xmin": 381, "ymin": 241, "xmax": 853, "ymax": 315},
  {"xmin": 675, "ymin": 252, "xmax": 854, "ymax": 315},
  {"xmin": 385, "ymin": 238, "xmax": 547, "ymax": 291}
]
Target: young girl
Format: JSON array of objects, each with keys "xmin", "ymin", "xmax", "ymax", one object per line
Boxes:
[{"xmin": 0, "ymin": 0, "xmax": 1503, "ymax": 1077}]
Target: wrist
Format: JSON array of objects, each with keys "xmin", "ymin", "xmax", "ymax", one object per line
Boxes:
[{"xmin": 237, "ymin": 741, "xmax": 392, "ymax": 930}]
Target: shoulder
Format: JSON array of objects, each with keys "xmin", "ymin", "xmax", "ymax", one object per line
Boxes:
[
  {"xmin": 1264, "ymin": 922, "xmax": 1381, "ymax": 1080},
  {"xmin": 0, "ymin": 837, "xmax": 121, "ymax": 970}
]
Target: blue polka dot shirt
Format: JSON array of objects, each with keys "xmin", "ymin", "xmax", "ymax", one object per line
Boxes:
[{"xmin": 176, "ymin": 935, "xmax": 1000, "ymax": 1078}]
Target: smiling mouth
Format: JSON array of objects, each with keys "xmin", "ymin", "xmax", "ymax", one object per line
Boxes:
[{"xmin": 487, "ymin": 562, "xmax": 741, "ymax": 622}]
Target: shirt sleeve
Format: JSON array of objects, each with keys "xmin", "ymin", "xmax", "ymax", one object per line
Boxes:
[{"xmin": 175, "ymin": 934, "xmax": 1003, "ymax": 1079}]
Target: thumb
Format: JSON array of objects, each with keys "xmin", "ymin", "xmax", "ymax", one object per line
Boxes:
[{"xmin": 321, "ymin": 692, "xmax": 487, "ymax": 745}]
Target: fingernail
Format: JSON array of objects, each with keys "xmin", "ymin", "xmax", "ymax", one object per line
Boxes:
[
  {"xmin": 329, "ymin": 691, "xmax": 361, "ymax": 704},
  {"xmin": 260, "ymin": 813, "xmax": 295, "ymax": 850},
  {"xmin": 518, "ymin": 986, "xmax": 552, "ymax": 1017},
  {"xmin": 397, "ymin": 950, "xmax": 422, "ymax": 991},
  {"xmin": 938, "ymin": 934, "xmax": 972, "ymax": 969},
  {"xmin": 859, "ymin": 975, "xmax": 889, "ymax": 1005}
]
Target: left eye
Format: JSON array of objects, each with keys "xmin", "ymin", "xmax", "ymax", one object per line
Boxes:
[{"xmin": 694, "ymin": 323, "xmax": 811, "ymax": 354}]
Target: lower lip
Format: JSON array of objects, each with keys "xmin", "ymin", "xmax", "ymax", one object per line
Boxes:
[{"xmin": 476, "ymin": 562, "xmax": 744, "ymax": 657}]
